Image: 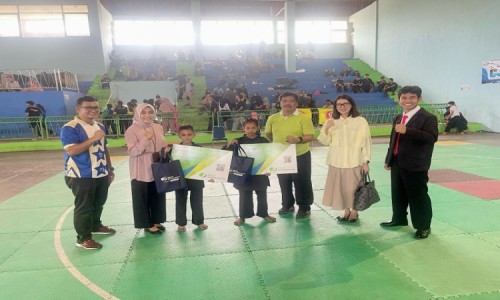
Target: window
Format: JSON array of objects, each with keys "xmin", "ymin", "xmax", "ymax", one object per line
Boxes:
[
  {"xmin": 0, "ymin": 5, "xmax": 89, "ymax": 37},
  {"xmin": 201, "ymin": 20, "xmax": 273, "ymax": 45},
  {"xmin": 113, "ymin": 20, "xmax": 194, "ymax": 45},
  {"xmin": 0, "ymin": 14, "xmax": 19, "ymax": 37},
  {"xmin": 63, "ymin": 5, "xmax": 90, "ymax": 36},
  {"xmin": 277, "ymin": 20, "xmax": 347, "ymax": 44}
]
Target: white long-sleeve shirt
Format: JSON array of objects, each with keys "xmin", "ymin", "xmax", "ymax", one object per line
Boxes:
[{"xmin": 317, "ymin": 116, "xmax": 372, "ymax": 168}]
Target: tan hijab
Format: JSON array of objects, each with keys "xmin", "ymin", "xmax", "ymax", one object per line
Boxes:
[{"xmin": 132, "ymin": 103, "xmax": 156, "ymax": 128}]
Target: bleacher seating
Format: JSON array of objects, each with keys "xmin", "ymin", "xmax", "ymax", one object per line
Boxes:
[{"xmin": 203, "ymin": 58, "xmax": 396, "ymax": 107}]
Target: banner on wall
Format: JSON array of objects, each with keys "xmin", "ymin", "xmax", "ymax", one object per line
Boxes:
[{"xmin": 481, "ymin": 60, "xmax": 500, "ymax": 84}]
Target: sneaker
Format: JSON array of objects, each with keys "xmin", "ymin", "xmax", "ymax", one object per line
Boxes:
[
  {"xmin": 278, "ymin": 206, "xmax": 295, "ymax": 215},
  {"xmin": 296, "ymin": 210, "xmax": 311, "ymax": 219},
  {"xmin": 76, "ymin": 239, "xmax": 102, "ymax": 250},
  {"xmin": 92, "ymin": 225, "xmax": 116, "ymax": 235}
]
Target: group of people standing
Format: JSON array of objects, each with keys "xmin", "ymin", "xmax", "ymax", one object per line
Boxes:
[{"xmin": 60, "ymin": 85, "xmax": 439, "ymax": 250}]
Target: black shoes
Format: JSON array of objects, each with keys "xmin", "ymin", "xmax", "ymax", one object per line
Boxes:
[
  {"xmin": 380, "ymin": 220, "xmax": 408, "ymax": 227},
  {"xmin": 278, "ymin": 206, "xmax": 295, "ymax": 215},
  {"xmin": 296, "ymin": 210, "xmax": 311, "ymax": 219},
  {"xmin": 414, "ymin": 229, "xmax": 431, "ymax": 239}
]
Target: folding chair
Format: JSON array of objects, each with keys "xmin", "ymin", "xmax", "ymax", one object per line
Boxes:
[{"xmin": 211, "ymin": 126, "xmax": 227, "ymax": 147}]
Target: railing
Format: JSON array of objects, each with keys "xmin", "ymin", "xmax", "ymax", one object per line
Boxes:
[
  {"xmin": 0, "ymin": 104, "xmax": 449, "ymax": 140},
  {"xmin": 0, "ymin": 69, "xmax": 79, "ymax": 92}
]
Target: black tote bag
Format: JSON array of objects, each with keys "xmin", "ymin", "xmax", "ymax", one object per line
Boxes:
[
  {"xmin": 151, "ymin": 148, "xmax": 187, "ymax": 193},
  {"xmin": 227, "ymin": 144, "xmax": 254, "ymax": 186},
  {"xmin": 353, "ymin": 173, "xmax": 380, "ymax": 211}
]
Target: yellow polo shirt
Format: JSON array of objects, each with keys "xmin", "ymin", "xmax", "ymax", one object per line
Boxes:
[{"xmin": 264, "ymin": 110, "xmax": 315, "ymax": 156}]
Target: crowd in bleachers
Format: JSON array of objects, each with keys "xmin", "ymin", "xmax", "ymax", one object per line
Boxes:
[
  {"xmin": 108, "ymin": 50, "xmax": 204, "ymax": 82},
  {"xmin": 329, "ymin": 66, "xmax": 398, "ymax": 96},
  {"xmin": 0, "ymin": 70, "xmax": 78, "ymax": 92}
]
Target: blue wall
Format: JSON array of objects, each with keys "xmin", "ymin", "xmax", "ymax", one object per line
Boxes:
[
  {"xmin": 350, "ymin": 0, "xmax": 500, "ymax": 132},
  {"xmin": 0, "ymin": 91, "xmax": 83, "ymax": 117}
]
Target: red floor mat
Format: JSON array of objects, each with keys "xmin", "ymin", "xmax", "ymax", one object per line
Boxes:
[
  {"xmin": 440, "ymin": 180, "xmax": 500, "ymax": 200},
  {"xmin": 429, "ymin": 169, "xmax": 490, "ymax": 183}
]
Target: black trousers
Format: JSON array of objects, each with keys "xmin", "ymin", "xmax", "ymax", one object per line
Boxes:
[
  {"xmin": 277, "ymin": 151, "xmax": 314, "ymax": 212},
  {"xmin": 175, "ymin": 187, "xmax": 204, "ymax": 226},
  {"xmin": 444, "ymin": 116, "xmax": 467, "ymax": 133},
  {"xmin": 238, "ymin": 189, "xmax": 268, "ymax": 218},
  {"xmin": 390, "ymin": 160, "xmax": 433, "ymax": 230},
  {"xmin": 65, "ymin": 176, "xmax": 109, "ymax": 243},
  {"xmin": 131, "ymin": 180, "xmax": 166, "ymax": 229}
]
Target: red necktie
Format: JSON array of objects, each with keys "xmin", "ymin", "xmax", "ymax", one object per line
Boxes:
[{"xmin": 393, "ymin": 114, "xmax": 408, "ymax": 156}]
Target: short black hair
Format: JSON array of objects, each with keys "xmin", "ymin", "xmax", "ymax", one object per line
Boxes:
[
  {"xmin": 398, "ymin": 86, "xmax": 422, "ymax": 98},
  {"xmin": 279, "ymin": 92, "xmax": 299, "ymax": 103},
  {"xmin": 178, "ymin": 125, "xmax": 194, "ymax": 133},
  {"xmin": 243, "ymin": 118, "xmax": 259, "ymax": 127},
  {"xmin": 76, "ymin": 96, "xmax": 97, "ymax": 106}
]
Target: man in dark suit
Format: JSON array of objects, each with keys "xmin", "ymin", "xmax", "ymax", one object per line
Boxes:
[{"xmin": 381, "ymin": 86, "xmax": 438, "ymax": 239}]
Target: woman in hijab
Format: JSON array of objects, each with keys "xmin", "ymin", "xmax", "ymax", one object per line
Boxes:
[{"xmin": 125, "ymin": 103, "xmax": 170, "ymax": 234}]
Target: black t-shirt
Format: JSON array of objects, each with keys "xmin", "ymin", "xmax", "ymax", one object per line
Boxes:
[
  {"xmin": 25, "ymin": 106, "xmax": 41, "ymax": 117},
  {"xmin": 114, "ymin": 105, "xmax": 128, "ymax": 115}
]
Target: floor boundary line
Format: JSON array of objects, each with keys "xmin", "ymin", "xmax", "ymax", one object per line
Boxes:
[{"xmin": 53, "ymin": 205, "xmax": 119, "ymax": 300}]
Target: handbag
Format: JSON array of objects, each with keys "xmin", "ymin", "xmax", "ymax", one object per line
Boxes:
[
  {"xmin": 353, "ymin": 173, "xmax": 380, "ymax": 211},
  {"xmin": 227, "ymin": 144, "xmax": 254, "ymax": 186},
  {"xmin": 151, "ymin": 147, "xmax": 187, "ymax": 193}
]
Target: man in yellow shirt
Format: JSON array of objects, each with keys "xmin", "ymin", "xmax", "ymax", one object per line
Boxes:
[{"xmin": 265, "ymin": 92, "xmax": 315, "ymax": 218}]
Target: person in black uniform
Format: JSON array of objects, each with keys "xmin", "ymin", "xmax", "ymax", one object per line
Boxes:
[
  {"xmin": 173, "ymin": 125, "xmax": 208, "ymax": 232},
  {"xmin": 223, "ymin": 119, "xmax": 277, "ymax": 226}
]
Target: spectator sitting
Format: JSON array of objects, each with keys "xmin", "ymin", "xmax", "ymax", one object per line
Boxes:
[
  {"xmin": 383, "ymin": 78, "xmax": 398, "ymax": 96},
  {"xmin": 361, "ymin": 74, "xmax": 374, "ymax": 93},
  {"xmin": 324, "ymin": 68, "xmax": 335, "ymax": 77},
  {"xmin": 376, "ymin": 76, "xmax": 387, "ymax": 93},
  {"xmin": 351, "ymin": 75, "xmax": 363, "ymax": 93},
  {"xmin": 101, "ymin": 74, "xmax": 111, "ymax": 89},
  {"xmin": 4, "ymin": 74, "xmax": 21, "ymax": 91},
  {"xmin": 250, "ymin": 92, "xmax": 264, "ymax": 110},
  {"xmin": 333, "ymin": 76, "xmax": 347, "ymax": 92},
  {"xmin": 443, "ymin": 101, "xmax": 468, "ymax": 134},
  {"xmin": 23, "ymin": 78, "xmax": 44, "ymax": 92},
  {"xmin": 323, "ymin": 100, "xmax": 334, "ymax": 108},
  {"xmin": 339, "ymin": 66, "xmax": 352, "ymax": 77}
]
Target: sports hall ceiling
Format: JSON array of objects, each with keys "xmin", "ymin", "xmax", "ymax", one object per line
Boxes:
[{"xmin": 100, "ymin": 0, "xmax": 376, "ymax": 19}]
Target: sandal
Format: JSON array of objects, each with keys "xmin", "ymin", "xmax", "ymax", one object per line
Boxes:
[
  {"xmin": 336, "ymin": 216, "xmax": 350, "ymax": 222},
  {"xmin": 348, "ymin": 212, "xmax": 359, "ymax": 223},
  {"xmin": 155, "ymin": 224, "xmax": 166, "ymax": 231},
  {"xmin": 198, "ymin": 224, "xmax": 208, "ymax": 230},
  {"xmin": 177, "ymin": 226, "xmax": 186, "ymax": 232},
  {"xmin": 145, "ymin": 227, "xmax": 162, "ymax": 234}
]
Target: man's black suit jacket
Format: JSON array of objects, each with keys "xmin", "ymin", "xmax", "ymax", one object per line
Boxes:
[{"xmin": 385, "ymin": 108, "xmax": 438, "ymax": 171}]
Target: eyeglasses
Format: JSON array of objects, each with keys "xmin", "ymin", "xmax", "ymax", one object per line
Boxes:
[
  {"xmin": 80, "ymin": 106, "xmax": 100, "ymax": 111},
  {"xmin": 336, "ymin": 103, "xmax": 352, "ymax": 108}
]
